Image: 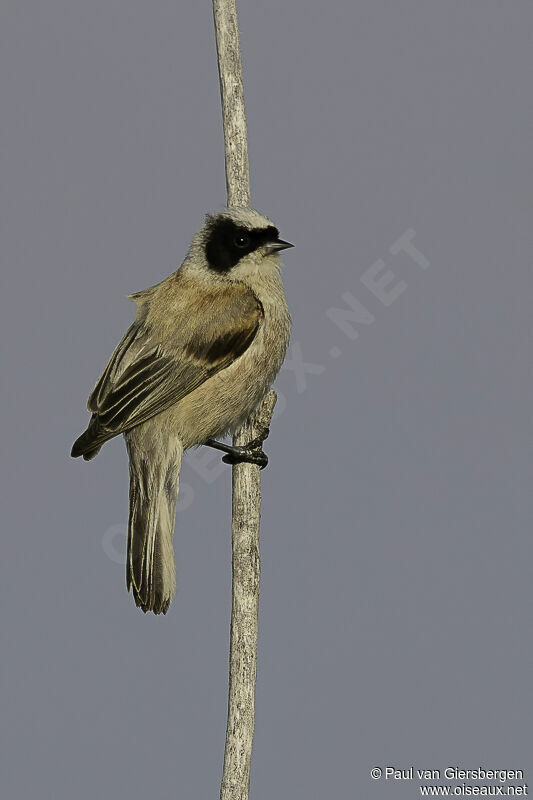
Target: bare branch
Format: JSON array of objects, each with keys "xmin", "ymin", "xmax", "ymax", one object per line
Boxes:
[
  {"xmin": 213, "ymin": 2, "xmax": 278, "ymax": 797},
  {"xmin": 212, "ymin": 0, "xmax": 250, "ymax": 208},
  {"xmin": 222, "ymin": 392, "xmax": 277, "ymax": 800}
]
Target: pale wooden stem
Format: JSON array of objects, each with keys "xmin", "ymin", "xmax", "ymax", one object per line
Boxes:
[
  {"xmin": 212, "ymin": 0, "xmax": 250, "ymax": 208},
  {"xmin": 213, "ymin": 1, "xmax": 277, "ymax": 797},
  {"xmin": 221, "ymin": 390, "xmax": 277, "ymax": 800}
]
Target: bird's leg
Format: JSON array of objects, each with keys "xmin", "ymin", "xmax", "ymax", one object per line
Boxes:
[{"xmin": 204, "ymin": 427, "xmax": 270, "ymax": 470}]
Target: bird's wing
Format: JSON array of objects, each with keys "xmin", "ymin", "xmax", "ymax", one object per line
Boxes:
[{"xmin": 77, "ymin": 279, "xmax": 263, "ymax": 449}]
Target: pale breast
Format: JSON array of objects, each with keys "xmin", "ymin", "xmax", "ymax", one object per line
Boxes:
[{"xmin": 170, "ymin": 271, "xmax": 290, "ymax": 447}]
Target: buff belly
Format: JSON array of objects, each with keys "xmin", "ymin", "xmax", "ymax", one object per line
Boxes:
[{"xmin": 126, "ymin": 273, "xmax": 290, "ymax": 453}]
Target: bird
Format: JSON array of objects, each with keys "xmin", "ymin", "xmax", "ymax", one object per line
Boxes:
[{"xmin": 71, "ymin": 207, "xmax": 292, "ymax": 615}]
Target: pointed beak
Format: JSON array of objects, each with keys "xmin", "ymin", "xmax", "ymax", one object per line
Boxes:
[{"xmin": 265, "ymin": 238, "xmax": 294, "ymax": 254}]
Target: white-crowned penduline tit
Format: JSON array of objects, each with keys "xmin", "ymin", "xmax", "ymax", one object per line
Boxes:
[{"xmin": 71, "ymin": 208, "xmax": 293, "ymax": 615}]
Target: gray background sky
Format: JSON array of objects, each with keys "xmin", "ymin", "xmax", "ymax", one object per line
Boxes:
[{"xmin": 1, "ymin": 1, "xmax": 531, "ymax": 798}]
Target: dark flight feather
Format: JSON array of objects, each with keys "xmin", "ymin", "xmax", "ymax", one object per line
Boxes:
[{"xmin": 71, "ymin": 280, "xmax": 263, "ymax": 459}]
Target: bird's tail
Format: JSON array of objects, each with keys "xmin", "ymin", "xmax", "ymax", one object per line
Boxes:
[{"xmin": 125, "ymin": 439, "xmax": 183, "ymax": 615}]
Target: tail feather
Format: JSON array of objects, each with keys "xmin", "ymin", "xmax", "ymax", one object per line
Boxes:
[{"xmin": 126, "ymin": 443, "xmax": 182, "ymax": 615}]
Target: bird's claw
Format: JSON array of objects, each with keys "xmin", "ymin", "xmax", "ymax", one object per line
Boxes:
[
  {"xmin": 203, "ymin": 431, "xmax": 270, "ymax": 469},
  {"xmin": 222, "ymin": 445, "xmax": 269, "ymax": 470}
]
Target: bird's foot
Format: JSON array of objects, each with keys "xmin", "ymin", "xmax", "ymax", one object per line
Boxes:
[
  {"xmin": 222, "ymin": 445, "xmax": 268, "ymax": 469},
  {"xmin": 204, "ymin": 434, "xmax": 270, "ymax": 470}
]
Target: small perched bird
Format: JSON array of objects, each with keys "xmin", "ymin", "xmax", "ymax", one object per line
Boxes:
[{"xmin": 71, "ymin": 208, "xmax": 292, "ymax": 615}]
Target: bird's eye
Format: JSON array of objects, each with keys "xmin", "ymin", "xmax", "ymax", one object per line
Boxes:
[{"xmin": 233, "ymin": 233, "xmax": 250, "ymax": 249}]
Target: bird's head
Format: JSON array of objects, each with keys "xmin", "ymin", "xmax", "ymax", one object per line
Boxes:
[{"xmin": 191, "ymin": 207, "xmax": 293, "ymax": 279}]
